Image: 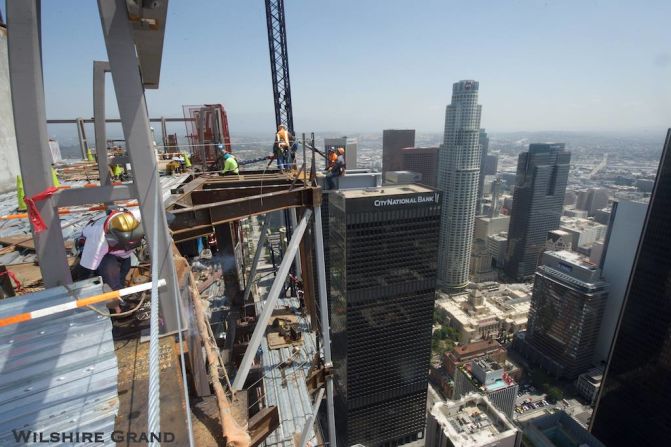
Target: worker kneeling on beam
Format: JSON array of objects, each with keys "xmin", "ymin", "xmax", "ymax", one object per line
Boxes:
[
  {"xmin": 73, "ymin": 209, "xmax": 144, "ymax": 314},
  {"xmin": 221, "ymin": 148, "xmax": 273, "ymax": 176}
]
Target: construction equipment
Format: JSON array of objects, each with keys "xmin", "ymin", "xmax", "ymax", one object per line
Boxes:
[
  {"xmin": 265, "ymin": 0, "xmax": 294, "ymax": 136},
  {"xmin": 183, "ymin": 104, "xmax": 232, "ymax": 171}
]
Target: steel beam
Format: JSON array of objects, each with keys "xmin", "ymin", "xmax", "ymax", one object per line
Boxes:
[
  {"xmin": 232, "ymin": 208, "xmax": 312, "ymax": 391},
  {"xmin": 313, "ymin": 206, "xmax": 336, "ymax": 447},
  {"xmin": 289, "ymin": 208, "xmax": 302, "ymax": 279},
  {"xmin": 93, "ymin": 60, "xmax": 111, "ymax": 185},
  {"xmin": 76, "ymin": 117, "xmax": 89, "ymax": 160},
  {"xmin": 98, "ymin": 0, "xmax": 181, "ymax": 332},
  {"xmin": 298, "ymin": 387, "xmax": 324, "ymax": 447},
  {"xmin": 160, "ymin": 116, "xmax": 167, "ymax": 148},
  {"xmin": 47, "ymin": 117, "xmax": 195, "ymax": 124},
  {"xmin": 242, "ymin": 216, "xmax": 271, "ymax": 304},
  {"xmin": 7, "ymin": 0, "xmax": 72, "ymax": 286},
  {"xmin": 169, "ymin": 187, "xmax": 319, "ymax": 242},
  {"xmin": 55, "ymin": 184, "xmax": 135, "ymax": 207}
]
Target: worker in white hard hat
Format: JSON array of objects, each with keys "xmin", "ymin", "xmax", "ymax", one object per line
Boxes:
[{"xmin": 74, "ymin": 209, "xmax": 144, "ymax": 313}]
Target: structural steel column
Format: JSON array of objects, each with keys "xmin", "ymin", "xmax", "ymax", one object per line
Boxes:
[
  {"xmin": 76, "ymin": 117, "xmax": 88, "ymax": 160},
  {"xmin": 93, "ymin": 60, "xmax": 111, "ymax": 186},
  {"xmin": 97, "ymin": 0, "xmax": 181, "ymax": 332},
  {"xmin": 232, "ymin": 208, "xmax": 312, "ymax": 391},
  {"xmin": 6, "ymin": 0, "xmax": 72, "ymax": 286},
  {"xmin": 313, "ymin": 206, "xmax": 337, "ymax": 447},
  {"xmin": 242, "ymin": 215, "xmax": 271, "ymax": 304},
  {"xmin": 289, "ymin": 208, "xmax": 303, "ymax": 279},
  {"xmin": 298, "ymin": 387, "xmax": 324, "ymax": 447}
]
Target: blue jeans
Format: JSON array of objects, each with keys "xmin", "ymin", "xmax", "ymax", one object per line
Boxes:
[
  {"xmin": 326, "ymin": 172, "xmax": 340, "ymax": 190},
  {"xmin": 276, "ymin": 154, "xmax": 288, "ymax": 170}
]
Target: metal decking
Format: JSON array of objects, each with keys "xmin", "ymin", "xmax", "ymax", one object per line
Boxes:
[{"xmin": 0, "ymin": 278, "xmax": 118, "ymax": 446}]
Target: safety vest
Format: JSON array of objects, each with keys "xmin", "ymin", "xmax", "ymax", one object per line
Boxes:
[{"xmin": 223, "ymin": 156, "xmax": 239, "ymax": 174}]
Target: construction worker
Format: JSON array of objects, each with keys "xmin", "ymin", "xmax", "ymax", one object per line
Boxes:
[
  {"xmin": 326, "ymin": 148, "xmax": 337, "ymax": 170},
  {"xmin": 74, "ymin": 209, "xmax": 144, "ymax": 314},
  {"xmin": 222, "ymin": 151, "xmax": 240, "ymax": 176},
  {"xmin": 325, "ymin": 147, "xmax": 346, "ymax": 190},
  {"xmin": 221, "ymin": 149, "xmax": 272, "ymax": 176},
  {"xmin": 274, "ymin": 124, "xmax": 290, "ymax": 170}
]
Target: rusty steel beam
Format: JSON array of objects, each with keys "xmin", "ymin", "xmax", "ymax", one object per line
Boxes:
[
  {"xmin": 202, "ymin": 178, "xmax": 293, "ymax": 189},
  {"xmin": 169, "ymin": 187, "xmax": 320, "ymax": 243},
  {"xmin": 191, "ymin": 185, "xmax": 290, "ymax": 204},
  {"xmin": 249, "ymin": 406, "xmax": 280, "ymax": 447}
]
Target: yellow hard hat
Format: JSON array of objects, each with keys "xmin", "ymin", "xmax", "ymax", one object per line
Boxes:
[{"xmin": 107, "ymin": 211, "xmax": 140, "ymax": 232}]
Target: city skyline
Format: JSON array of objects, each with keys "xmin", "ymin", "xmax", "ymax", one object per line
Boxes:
[{"xmin": 24, "ymin": 1, "xmax": 671, "ymax": 133}]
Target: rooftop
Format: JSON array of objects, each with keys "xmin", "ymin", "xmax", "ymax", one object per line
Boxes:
[
  {"xmin": 337, "ymin": 183, "xmax": 436, "ymax": 199},
  {"xmin": 430, "ymin": 394, "xmax": 519, "ymax": 447}
]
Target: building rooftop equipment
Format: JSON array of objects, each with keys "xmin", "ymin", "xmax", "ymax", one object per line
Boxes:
[{"xmin": 427, "ymin": 394, "xmax": 521, "ymax": 447}]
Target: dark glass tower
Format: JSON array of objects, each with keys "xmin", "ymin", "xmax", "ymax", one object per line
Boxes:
[
  {"xmin": 504, "ymin": 143, "xmax": 570, "ymax": 280},
  {"xmin": 515, "ymin": 251, "xmax": 608, "ymax": 378},
  {"xmin": 382, "ymin": 129, "xmax": 415, "ymax": 173},
  {"xmin": 591, "ymin": 131, "xmax": 671, "ymax": 446},
  {"xmin": 328, "ymin": 185, "xmax": 441, "ymax": 447}
]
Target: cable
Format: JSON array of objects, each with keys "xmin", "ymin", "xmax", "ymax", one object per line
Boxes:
[{"xmin": 86, "ymin": 291, "xmax": 148, "ymax": 317}]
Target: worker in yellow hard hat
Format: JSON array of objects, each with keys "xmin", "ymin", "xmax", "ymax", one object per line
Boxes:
[{"xmin": 73, "ymin": 209, "xmax": 145, "ymax": 314}]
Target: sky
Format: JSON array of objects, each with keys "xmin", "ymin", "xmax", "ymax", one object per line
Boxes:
[{"xmin": 13, "ymin": 0, "xmax": 671, "ymax": 134}]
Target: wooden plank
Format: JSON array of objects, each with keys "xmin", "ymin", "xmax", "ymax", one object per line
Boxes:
[
  {"xmin": 0, "ymin": 235, "xmax": 74, "ymax": 253},
  {"xmin": 6, "ymin": 258, "xmax": 77, "ymax": 288}
]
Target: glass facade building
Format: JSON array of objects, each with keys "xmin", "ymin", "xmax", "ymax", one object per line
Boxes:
[
  {"xmin": 515, "ymin": 251, "xmax": 608, "ymax": 378},
  {"xmin": 591, "ymin": 131, "xmax": 671, "ymax": 446},
  {"xmin": 328, "ymin": 185, "xmax": 441, "ymax": 447},
  {"xmin": 504, "ymin": 143, "xmax": 570, "ymax": 280},
  {"xmin": 382, "ymin": 129, "xmax": 415, "ymax": 173}
]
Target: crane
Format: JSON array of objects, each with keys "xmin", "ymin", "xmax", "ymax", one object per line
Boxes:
[{"xmin": 265, "ymin": 0, "xmax": 294, "ymax": 136}]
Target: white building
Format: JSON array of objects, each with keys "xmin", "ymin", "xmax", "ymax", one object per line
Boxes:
[
  {"xmin": 426, "ymin": 395, "xmax": 521, "ymax": 447},
  {"xmin": 559, "ymin": 216, "xmax": 607, "ymax": 251},
  {"xmin": 437, "ymin": 80, "xmax": 483, "ymax": 289},
  {"xmin": 436, "ymin": 282, "xmax": 532, "ymax": 344},
  {"xmin": 593, "ymin": 200, "xmax": 647, "ymax": 363},
  {"xmin": 487, "ymin": 232, "xmax": 508, "ymax": 269},
  {"xmin": 576, "ymin": 366, "xmax": 604, "ymax": 405}
]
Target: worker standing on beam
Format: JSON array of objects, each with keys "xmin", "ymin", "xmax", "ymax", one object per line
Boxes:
[
  {"xmin": 274, "ymin": 124, "xmax": 290, "ymax": 170},
  {"xmin": 73, "ymin": 209, "xmax": 145, "ymax": 314},
  {"xmin": 325, "ymin": 147, "xmax": 346, "ymax": 190}
]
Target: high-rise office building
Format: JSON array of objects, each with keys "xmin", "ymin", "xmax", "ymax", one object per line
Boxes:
[
  {"xmin": 346, "ymin": 140, "xmax": 358, "ymax": 169},
  {"xmin": 514, "ymin": 251, "xmax": 608, "ymax": 378},
  {"xmin": 328, "ymin": 184, "xmax": 441, "ymax": 447},
  {"xmin": 477, "ymin": 129, "xmax": 490, "ymax": 214},
  {"xmin": 382, "ymin": 129, "xmax": 415, "ymax": 173},
  {"xmin": 592, "ymin": 200, "xmax": 647, "ymax": 363},
  {"xmin": 504, "ymin": 143, "xmax": 570, "ymax": 280},
  {"xmin": 591, "ymin": 132, "xmax": 671, "ymax": 446},
  {"xmin": 437, "ymin": 80, "xmax": 483, "ymax": 289},
  {"xmin": 401, "ymin": 146, "xmax": 439, "ymax": 187}
]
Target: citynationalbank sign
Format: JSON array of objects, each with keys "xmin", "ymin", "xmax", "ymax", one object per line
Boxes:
[{"xmin": 373, "ymin": 193, "xmax": 440, "ymax": 207}]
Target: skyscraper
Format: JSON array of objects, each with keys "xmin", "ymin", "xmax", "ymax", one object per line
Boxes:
[
  {"xmin": 401, "ymin": 146, "xmax": 439, "ymax": 188},
  {"xmin": 477, "ymin": 129, "xmax": 490, "ymax": 214},
  {"xmin": 514, "ymin": 250, "xmax": 608, "ymax": 378},
  {"xmin": 591, "ymin": 131, "xmax": 671, "ymax": 446},
  {"xmin": 504, "ymin": 143, "xmax": 570, "ymax": 280},
  {"xmin": 382, "ymin": 129, "xmax": 415, "ymax": 173},
  {"xmin": 437, "ymin": 80, "xmax": 482, "ymax": 289},
  {"xmin": 328, "ymin": 184, "xmax": 441, "ymax": 447},
  {"xmin": 592, "ymin": 200, "xmax": 647, "ymax": 364}
]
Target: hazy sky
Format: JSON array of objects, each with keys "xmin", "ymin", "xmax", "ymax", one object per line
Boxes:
[{"xmin": 21, "ymin": 0, "xmax": 671, "ymax": 133}]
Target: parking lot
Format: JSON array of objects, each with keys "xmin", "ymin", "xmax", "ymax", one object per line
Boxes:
[{"xmin": 514, "ymin": 384, "xmax": 553, "ymax": 416}]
